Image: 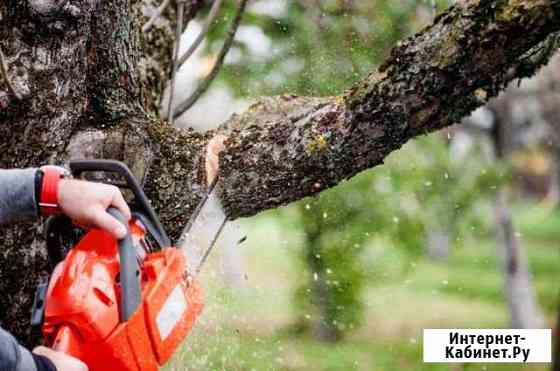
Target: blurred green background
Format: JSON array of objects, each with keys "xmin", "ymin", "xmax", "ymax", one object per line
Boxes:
[
  {"xmin": 166, "ymin": 0, "xmax": 560, "ymax": 369},
  {"xmin": 167, "ymin": 202, "xmax": 558, "ymax": 371}
]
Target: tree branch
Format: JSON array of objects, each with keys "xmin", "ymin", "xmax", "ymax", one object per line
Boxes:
[
  {"xmin": 177, "ymin": 0, "xmax": 224, "ymax": 68},
  {"xmin": 166, "ymin": 0, "xmax": 187, "ymax": 126},
  {"xmin": 172, "ymin": 0, "xmax": 248, "ymax": 118},
  {"xmin": 211, "ymin": 0, "xmax": 560, "ymax": 219},
  {"xmin": 142, "ymin": 0, "xmax": 171, "ymax": 33}
]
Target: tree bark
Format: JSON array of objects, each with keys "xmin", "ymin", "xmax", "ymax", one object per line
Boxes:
[{"xmin": 0, "ymin": 0, "xmax": 559, "ymax": 343}]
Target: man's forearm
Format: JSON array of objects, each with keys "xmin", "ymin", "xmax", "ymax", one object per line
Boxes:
[
  {"xmin": 0, "ymin": 327, "xmax": 37, "ymax": 371},
  {"xmin": 0, "ymin": 170, "xmax": 40, "ymax": 370},
  {"xmin": 0, "ymin": 169, "xmax": 39, "ymax": 225}
]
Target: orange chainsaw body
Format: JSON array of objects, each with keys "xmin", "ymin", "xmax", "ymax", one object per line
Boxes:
[{"xmin": 42, "ymin": 220, "xmax": 204, "ymax": 371}]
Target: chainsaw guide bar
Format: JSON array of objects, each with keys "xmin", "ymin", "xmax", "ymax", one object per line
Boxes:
[{"xmin": 177, "ymin": 176, "xmax": 228, "ymax": 275}]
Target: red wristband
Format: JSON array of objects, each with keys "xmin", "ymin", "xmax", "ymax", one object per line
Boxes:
[{"xmin": 39, "ymin": 166, "xmax": 66, "ymax": 216}]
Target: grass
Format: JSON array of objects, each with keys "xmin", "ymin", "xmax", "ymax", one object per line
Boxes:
[{"xmin": 165, "ymin": 203, "xmax": 559, "ymax": 371}]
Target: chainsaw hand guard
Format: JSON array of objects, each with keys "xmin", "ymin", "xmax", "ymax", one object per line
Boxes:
[
  {"xmin": 107, "ymin": 207, "xmax": 141, "ymax": 322},
  {"xmin": 69, "ymin": 159, "xmax": 170, "ymax": 247}
]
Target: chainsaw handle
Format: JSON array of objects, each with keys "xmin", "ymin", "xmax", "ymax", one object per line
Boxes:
[
  {"xmin": 69, "ymin": 160, "xmax": 170, "ymax": 247},
  {"xmin": 108, "ymin": 207, "xmax": 141, "ymax": 322}
]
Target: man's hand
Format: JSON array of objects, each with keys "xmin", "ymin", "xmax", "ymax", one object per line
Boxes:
[
  {"xmin": 57, "ymin": 179, "xmax": 131, "ymax": 239},
  {"xmin": 33, "ymin": 346, "xmax": 88, "ymax": 371}
]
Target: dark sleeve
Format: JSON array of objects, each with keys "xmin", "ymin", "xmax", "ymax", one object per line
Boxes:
[
  {"xmin": 0, "ymin": 168, "xmax": 39, "ymax": 225},
  {"xmin": 0, "ymin": 327, "xmax": 37, "ymax": 371}
]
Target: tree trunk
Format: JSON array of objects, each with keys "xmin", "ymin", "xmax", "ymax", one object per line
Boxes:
[
  {"xmin": 495, "ymin": 189, "xmax": 545, "ymax": 328},
  {"xmin": 1, "ymin": 0, "xmax": 559, "ymax": 344},
  {"xmin": 426, "ymin": 228, "xmax": 450, "ymax": 261},
  {"xmin": 536, "ymin": 53, "xmax": 560, "ymax": 207},
  {"xmin": 300, "ymin": 200, "xmax": 342, "ymax": 343},
  {"xmin": 490, "ymin": 101, "xmax": 545, "ymax": 329},
  {"xmin": 547, "ymin": 150, "xmax": 560, "ymax": 206}
]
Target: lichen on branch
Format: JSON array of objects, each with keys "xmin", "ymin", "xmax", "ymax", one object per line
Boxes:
[{"xmin": 215, "ymin": 0, "xmax": 560, "ymax": 219}]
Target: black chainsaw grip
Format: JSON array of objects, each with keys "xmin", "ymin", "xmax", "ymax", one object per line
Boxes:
[
  {"xmin": 69, "ymin": 159, "xmax": 171, "ymax": 248},
  {"xmin": 107, "ymin": 207, "xmax": 141, "ymax": 322}
]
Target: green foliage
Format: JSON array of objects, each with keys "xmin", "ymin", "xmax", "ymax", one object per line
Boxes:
[
  {"xmin": 393, "ymin": 136, "xmax": 508, "ymax": 243},
  {"xmin": 202, "ymin": 0, "xmax": 425, "ymax": 97},
  {"xmin": 514, "ymin": 203, "xmax": 560, "ymax": 241},
  {"xmin": 294, "ymin": 197, "xmax": 368, "ymax": 340},
  {"xmin": 281, "ymin": 133, "xmax": 506, "ymax": 339},
  {"xmin": 169, "ymin": 204, "xmax": 558, "ymax": 371}
]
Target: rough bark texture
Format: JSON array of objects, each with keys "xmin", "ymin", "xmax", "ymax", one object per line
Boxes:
[
  {"xmin": 217, "ymin": 1, "xmax": 560, "ymax": 218},
  {"xmin": 0, "ymin": 0, "xmax": 559, "ymax": 344}
]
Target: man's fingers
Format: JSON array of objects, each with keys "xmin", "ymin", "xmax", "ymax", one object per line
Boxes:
[
  {"xmin": 91, "ymin": 207, "xmax": 127, "ymax": 239},
  {"xmin": 110, "ymin": 187, "xmax": 132, "ymax": 221}
]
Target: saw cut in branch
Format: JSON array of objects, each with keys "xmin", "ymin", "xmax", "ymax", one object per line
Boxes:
[
  {"xmin": 142, "ymin": 0, "xmax": 171, "ymax": 33},
  {"xmin": 173, "ymin": 0, "xmax": 248, "ymax": 119},
  {"xmin": 0, "ymin": 46, "xmax": 21, "ymax": 100},
  {"xmin": 177, "ymin": 0, "xmax": 224, "ymax": 68}
]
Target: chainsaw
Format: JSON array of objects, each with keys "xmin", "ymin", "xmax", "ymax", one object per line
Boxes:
[{"xmin": 30, "ymin": 160, "xmax": 226, "ymax": 371}]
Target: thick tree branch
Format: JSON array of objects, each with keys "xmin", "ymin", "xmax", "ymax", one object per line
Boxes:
[{"xmin": 213, "ymin": 0, "xmax": 560, "ymax": 218}]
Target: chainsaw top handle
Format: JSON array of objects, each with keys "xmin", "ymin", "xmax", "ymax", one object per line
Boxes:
[
  {"xmin": 107, "ymin": 207, "xmax": 141, "ymax": 322},
  {"xmin": 69, "ymin": 159, "xmax": 171, "ymax": 247}
]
